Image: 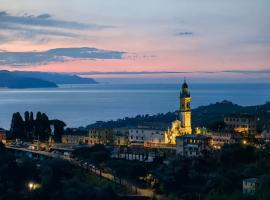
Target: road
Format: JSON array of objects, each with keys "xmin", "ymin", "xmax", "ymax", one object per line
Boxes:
[{"xmin": 6, "ymin": 145, "xmax": 155, "ymax": 198}]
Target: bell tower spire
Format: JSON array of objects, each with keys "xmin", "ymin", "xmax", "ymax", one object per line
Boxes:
[
  {"xmin": 165, "ymin": 79, "xmax": 193, "ymax": 144},
  {"xmin": 179, "ymin": 79, "xmax": 192, "ymax": 134}
]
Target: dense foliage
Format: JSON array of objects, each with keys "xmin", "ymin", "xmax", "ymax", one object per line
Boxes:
[
  {"xmin": 155, "ymin": 143, "xmax": 270, "ymax": 200},
  {"xmin": 72, "ymin": 143, "xmax": 270, "ymax": 200},
  {"xmin": 0, "ymin": 143, "xmax": 118, "ymax": 200},
  {"xmin": 10, "ymin": 111, "xmax": 66, "ymax": 142}
]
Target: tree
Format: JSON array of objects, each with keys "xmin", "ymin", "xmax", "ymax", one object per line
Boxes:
[
  {"xmin": 50, "ymin": 119, "xmax": 66, "ymax": 143},
  {"xmin": 10, "ymin": 112, "xmax": 25, "ymax": 139},
  {"xmin": 34, "ymin": 112, "xmax": 51, "ymax": 141},
  {"xmin": 24, "ymin": 111, "xmax": 32, "ymax": 139}
]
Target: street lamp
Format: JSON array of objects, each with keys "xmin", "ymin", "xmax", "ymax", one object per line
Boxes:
[{"xmin": 28, "ymin": 182, "xmax": 40, "ymax": 191}]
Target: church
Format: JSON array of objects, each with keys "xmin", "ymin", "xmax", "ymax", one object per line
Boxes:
[{"xmin": 165, "ymin": 80, "xmax": 192, "ymax": 144}]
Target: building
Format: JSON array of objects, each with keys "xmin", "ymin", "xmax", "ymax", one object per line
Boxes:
[
  {"xmin": 86, "ymin": 128, "xmax": 113, "ymax": 145},
  {"xmin": 128, "ymin": 127, "xmax": 165, "ymax": 146},
  {"xmin": 61, "ymin": 128, "xmax": 87, "ymax": 144},
  {"xmin": 165, "ymin": 80, "xmax": 192, "ymax": 144},
  {"xmin": 0, "ymin": 129, "xmax": 6, "ymax": 144},
  {"xmin": 209, "ymin": 132, "xmax": 235, "ymax": 149},
  {"xmin": 176, "ymin": 134, "xmax": 209, "ymax": 157},
  {"xmin": 113, "ymin": 128, "xmax": 129, "ymax": 146},
  {"xmin": 62, "ymin": 134, "xmax": 85, "ymax": 144},
  {"xmin": 243, "ymin": 178, "xmax": 257, "ymax": 195},
  {"xmin": 224, "ymin": 114, "xmax": 257, "ymax": 134}
]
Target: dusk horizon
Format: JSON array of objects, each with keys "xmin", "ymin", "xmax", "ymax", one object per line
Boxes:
[
  {"xmin": 0, "ymin": 1, "xmax": 269, "ymax": 200},
  {"xmin": 0, "ymin": 0, "xmax": 269, "ymax": 77}
]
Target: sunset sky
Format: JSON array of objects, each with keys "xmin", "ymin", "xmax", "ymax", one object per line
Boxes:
[{"xmin": 0, "ymin": 0, "xmax": 269, "ymax": 78}]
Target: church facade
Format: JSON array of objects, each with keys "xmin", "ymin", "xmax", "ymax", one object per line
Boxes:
[{"xmin": 165, "ymin": 80, "xmax": 192, "ymax": 144}]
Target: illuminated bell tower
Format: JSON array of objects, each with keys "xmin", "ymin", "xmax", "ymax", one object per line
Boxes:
[{"xmin": 179, "ymin": 79, "xmax": 192, "ymax": 134}]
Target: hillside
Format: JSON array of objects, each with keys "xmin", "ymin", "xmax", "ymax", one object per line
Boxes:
[
  {"xmin": 0, "ymin": 71, "xmax": 57, "ymax": 89},
  {"xmin": 87, "ymin": 100, "xmax": 270, "ymax": 130},
  {"xmin": 12, "ymin": 71, "xmax": 98, "ymax": 84},
  {"xmin": 0, "ymin": 70, "xmax": 97, "ymax": 88}
]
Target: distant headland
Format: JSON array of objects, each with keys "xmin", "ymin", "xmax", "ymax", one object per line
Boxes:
[{"xmin": 0, "ymin": 70, "xmax": 98, "ymax": 89}]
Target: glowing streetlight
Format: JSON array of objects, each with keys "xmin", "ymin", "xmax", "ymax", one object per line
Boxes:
[{"xmin": 28, "ymin": 182, "xmax": 40, "ymax": 191}]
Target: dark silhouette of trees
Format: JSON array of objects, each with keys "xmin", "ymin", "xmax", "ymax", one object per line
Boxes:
[
  {"xmin": 10, "ymin": 111, "xmax": 65, "ymax": 142},
  {"xmin": 10, "ymin": 112, "xmax": 25, "ymax": 139},
  {"xmin": 34, "ymin": 112, "xmax": 51, "ymax": 141},
  {"xmin": 0, "ymin": 144, "xmax": 119, "ymax": 200},
  {"xmin": 50, "ymin": 119, "xmax": 66, "ymax": 143}
]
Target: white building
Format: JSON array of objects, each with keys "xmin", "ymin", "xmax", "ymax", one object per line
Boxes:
[{"xmin": 128, "ymin": 127, "xmax": 165, "ymax": 146}]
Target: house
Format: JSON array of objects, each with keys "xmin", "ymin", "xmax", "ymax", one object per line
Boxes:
[
  {"xmin": 176, "ymin": 134, "xmax": 209, "ymax": 157},
  {"xmin": 209, "ymin": 132, "xmax": 235, "ymax": 149},
  {"xmin": 61, "ymin": 128, "xmax": 87, "ymax": 144},
  {"xmin": 224, "ymin": 114, "xmax": 257, "ymax": 134},
  {"xmin": 86, "ymin": 128, "xmax": 113, "ymax": 145},
  {"xmin": 243, "ymin": 178, "xmax": 257, "ymax": 195},
  {"xmin": 113, "ymin": 128, "xmax": 129, "ymax": 146},
  {"xmin": 0, "ymin": 129, "xmax": 7, "ymax": 144},
  {"xmin": 128, "ymin": 127, "xmax": 165, "ymax": 146}
]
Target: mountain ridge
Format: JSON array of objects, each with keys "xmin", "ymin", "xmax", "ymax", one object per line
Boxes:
[
  {"xmin": 87, "ymin": 100, "xmax": 270, "ymax": 129},
  {"xmin": 0, "ymin": 70, "xmax": 98, "ymax": 88}
]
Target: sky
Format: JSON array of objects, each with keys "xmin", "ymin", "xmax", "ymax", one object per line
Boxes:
[{"xmin": 0, "ymin": 0, "xmax": 269, "ymax": 81}]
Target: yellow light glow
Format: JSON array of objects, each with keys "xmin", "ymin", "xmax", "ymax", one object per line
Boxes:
[
  {"xmin": 28, "ymin": 183, "xmax": 33, "ymax": 190},
  {"xmin": 28, "ymin": 182, "xmax": 40, "ymax": 191}
]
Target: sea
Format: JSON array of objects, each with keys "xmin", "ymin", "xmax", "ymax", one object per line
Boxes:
[{"xmin": 0, "ymin": 83, "xmax": 269, "ymax": 129}]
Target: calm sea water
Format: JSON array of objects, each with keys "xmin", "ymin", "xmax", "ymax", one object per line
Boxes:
[{"xmin": 0, "ymin": 83, "xmax": 269, "ymax": 129}]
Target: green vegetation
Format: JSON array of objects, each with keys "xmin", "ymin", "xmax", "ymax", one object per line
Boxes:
[
  {"xmin": 73, "ymin": 145, "xmax": 110, "ymax": 166},
  {"xmin": 73, "ymin": 143, "xmax": 270, "ymax": 200},
  {"xmin": 10, "ymin": 111, "xmax": 66, "ymax": 142},
  {"xmin": 0, "ymin": 143, "xmax": 119, "ymax": 200},
  {"xmin": 155, "ymin": 143, "xmax": 270, "ymax": 200},
  {"xmin": 73, "ymin": 145, "xmax": 150, "ymax": 185}
]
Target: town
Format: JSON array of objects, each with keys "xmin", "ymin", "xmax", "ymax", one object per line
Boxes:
[{"xmin": 0, "ymin": 80, "xmax": 270, "ymax": 200}]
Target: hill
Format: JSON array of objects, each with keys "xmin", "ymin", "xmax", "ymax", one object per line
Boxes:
[
  {"xmin": 12, "ymin": 71, "xmax": 98, "ymax": 84},
  {"xmin": 0, "ymin": 71, "xmax": 57, "ymax": 89},
  {"xmin": 87, "ymin": 100, "xmax": 270, "ymax": 130},
  {"xmin": 0, "ymin": 70, "xmax": 97, "ymax": 88}
]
